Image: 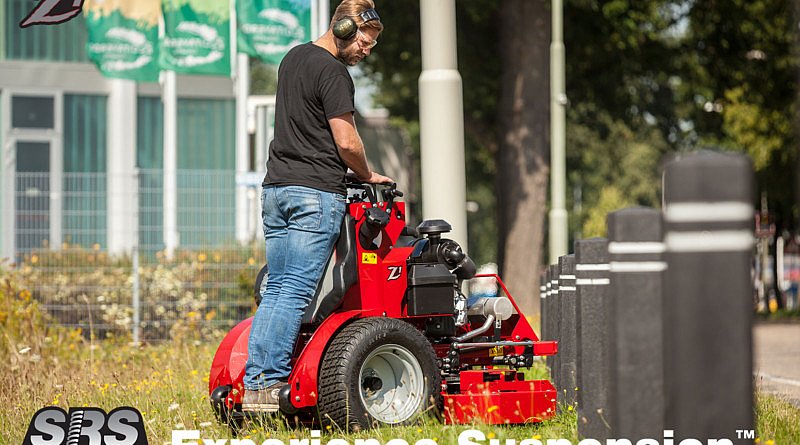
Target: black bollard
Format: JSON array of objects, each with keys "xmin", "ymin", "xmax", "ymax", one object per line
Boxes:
[
  {"xmin": 607, "ymin": 207, "xmax": 665, "ymax": 440},
  {"xmin": 540, "ymin": 271, "xmax": 548, "ymax": 344},
  {"xmin": 575, "ymin": 238, "xmax": 612, "ymax": 441},
  {"xmin": 663, "ymin": 151, "xmax": 754, "ymax": 443},
  {"xmin": 549, "ymin": 263, "xmax": 560, "ymax": 388},
  {"xmin": 558, "ymin": 254, "xmax": 578, "ymax": 408}
]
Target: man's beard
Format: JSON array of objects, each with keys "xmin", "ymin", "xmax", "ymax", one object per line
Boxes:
[{"xmin": 336, "ymin": 41, "xmax": 361, "ymax": 66}]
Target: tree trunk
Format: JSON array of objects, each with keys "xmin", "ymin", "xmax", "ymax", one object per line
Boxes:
[{"xmin": 496, "ymin": 0, "xmax": 551, "ymax": 317}]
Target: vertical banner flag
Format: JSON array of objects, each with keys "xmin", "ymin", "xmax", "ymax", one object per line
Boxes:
[
  {"xmin": 160, "ymin": 0, "xmax": 231, "ymax": 75},
  {"xmin": 84, "ymin": 0, "xmax": 161, "ymax": 82},
  {"xmin": 237, "ymin": 0, "xmax": 311, "ymax": 65}
]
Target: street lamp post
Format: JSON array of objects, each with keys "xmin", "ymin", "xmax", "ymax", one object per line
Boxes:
[{"xmin": 549, "ymin": 0, "xmax": 569, "ymax": 262}]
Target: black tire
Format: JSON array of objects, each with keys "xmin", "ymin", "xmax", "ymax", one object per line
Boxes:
[
  {"xmin": 317, "ymin": 317, "xmax": 441, "ymax": 431},
  {"xmin": 254, "ymin": 264, "xmax": 268, "ymax": 307}
]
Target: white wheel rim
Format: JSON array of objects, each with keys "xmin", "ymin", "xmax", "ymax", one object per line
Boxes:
[{"xmin": 358, "ymin": 343, "xmax": 425, "ymax": 424}]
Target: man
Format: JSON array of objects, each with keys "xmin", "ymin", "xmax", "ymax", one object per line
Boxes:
[{"xmin": 242, "ymin": 0, "xmax": 392, "ymax": 413}]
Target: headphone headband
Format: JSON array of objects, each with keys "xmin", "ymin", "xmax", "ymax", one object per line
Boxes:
[{"xmin": 359, "ymin": 8, "xmax": 380, "ymax": 24}]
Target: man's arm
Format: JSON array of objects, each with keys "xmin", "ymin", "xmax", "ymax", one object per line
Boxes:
[{"xmin": 329, "ymin": 112, "xmax": 393, "ymax": 184}]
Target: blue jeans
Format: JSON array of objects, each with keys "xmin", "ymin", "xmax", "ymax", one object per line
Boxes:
[{"xmin": 244, "ymin": 185, "xmax": 346, "ymax": 390}]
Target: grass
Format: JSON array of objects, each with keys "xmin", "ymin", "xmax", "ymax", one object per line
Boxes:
[
  {"xmin": 0, "ymin": 335, "xmax": 579, "ymax": 444},
  {"xmin": 1, "ymin": 274, "xmax": 798, "ymax": 444},
  {"xmin": 1, "ymin": 336, "xmax": 798, "ymax": 444}
]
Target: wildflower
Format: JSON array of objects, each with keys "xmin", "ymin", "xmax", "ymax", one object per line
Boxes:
[
  {"xmin": 487, "ymin": 405, "xmax": 499, "ymax": 413},
  {"xmin": 199, "ymin": 422, "xmax": 212, "ymax": 428},
  {"xmin": 18, "ymin": 346, "xmax": 31, "ymax": 354},
  {"xmin": 487, "ymin": 433, "xmax": 496, "ymax": 439},
  {"xmin": 191, "ymin": 370, "xmax": 199, "ymax": 376},
  {"xmin": 168, "ymin": 403, "xmax": 179, "ymax": 412}
]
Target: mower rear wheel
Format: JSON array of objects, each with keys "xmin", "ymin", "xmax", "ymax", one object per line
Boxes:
[{"xmin": 318, "ymin": 317, "xmax": 440, "ymax": 431}]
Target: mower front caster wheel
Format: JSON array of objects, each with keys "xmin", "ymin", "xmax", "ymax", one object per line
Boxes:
[{"xmin": 318, "ymin": 318, "xmax": 440, "ymax": 431}]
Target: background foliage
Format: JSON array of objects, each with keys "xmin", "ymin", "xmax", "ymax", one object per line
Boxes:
[{"xmin": 359, "ymin": 0, "xmax": 799, "ymax": 267}]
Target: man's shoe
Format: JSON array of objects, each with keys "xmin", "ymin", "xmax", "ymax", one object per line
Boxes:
[{"xmin": 241, "ymin": 383, "xmax": 284, "ymax": 413}]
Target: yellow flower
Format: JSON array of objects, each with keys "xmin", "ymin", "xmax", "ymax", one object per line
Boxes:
[
  {"xmin": 487, "ymin": 433, "xmax": 496, "ymax": 439},
  {"xmin": 191, "ymin": 370, "xmax": 199, "ymax": 376},
  {"xmin": 198, "ymin": 253, "xmax": 207, "ymax": 262},
  {"xmin": 487, "ymin": 405, "xmax": 499, "ymax": 413},
  {"xmin": 20, "ymin": 289, "xmax": 32, "ymax": 301}
]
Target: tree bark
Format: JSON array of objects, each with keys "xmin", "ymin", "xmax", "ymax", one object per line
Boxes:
[{"xmin": 496, "ymin": 0, "xmax": 551, "ymax": 317}]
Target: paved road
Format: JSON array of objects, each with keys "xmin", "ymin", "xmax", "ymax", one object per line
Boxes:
[{"xmin": 753, "ymin": 323, "xmax": 800, "ymax": 406}]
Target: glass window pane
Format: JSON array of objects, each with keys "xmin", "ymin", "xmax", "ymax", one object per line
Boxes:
[
  {"xmin": 15, "ymin": 141, "xmax": 51, "ymax": 254},
  {"xmin": 12, "ymin": 95, "xmax": 54, "ymax": 129}
]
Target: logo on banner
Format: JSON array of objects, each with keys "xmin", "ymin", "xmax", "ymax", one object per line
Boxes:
[
  {"xmin": 163, "ymin": 21, "xmax": 225, "ymax": 67},
  {"xmin": 89, "ymin": 27, "xmax": 155, "ymax": 74},
  {"xmin": 22, "ymin": 406, "xmax": 148, "ymax": 445}
]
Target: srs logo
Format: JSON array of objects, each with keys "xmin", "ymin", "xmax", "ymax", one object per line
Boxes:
[{"xmin": 22, "ymin": 406, "xmax": 148, "ymax": 445}]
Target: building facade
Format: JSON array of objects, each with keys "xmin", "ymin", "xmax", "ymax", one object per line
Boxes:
[{"xmin": 1, "ymin": 0, "xmax": 244, "ymax": 260}]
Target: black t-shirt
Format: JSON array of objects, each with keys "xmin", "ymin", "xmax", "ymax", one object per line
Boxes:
[{"xmin": 263, "ymin": 42, "xmax": 355, "ymax": 194}]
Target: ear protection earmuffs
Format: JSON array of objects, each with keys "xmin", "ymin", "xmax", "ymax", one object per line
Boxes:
[{"xmin": 332, "ymin": 8, "xmax": 380, "ymax": 40}]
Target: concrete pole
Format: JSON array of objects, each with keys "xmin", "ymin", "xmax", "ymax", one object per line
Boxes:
[
  {"xmin": 549, "ymin": 0, "xmax": 568, "ymax": 262},
  {"xmin": 418, "ymin": 0, "xmax": 467, "ymax": 249},
  {"xmin": 235, "ymin": 53, "xmax": 250, "ymax": 244},
  {"xmin": 107, "ymin": 79, "xmax": 138, "ymax": 255},
  {"xmin": 163, "ymin": 70, "xmax": 178, "ymax": 258}
]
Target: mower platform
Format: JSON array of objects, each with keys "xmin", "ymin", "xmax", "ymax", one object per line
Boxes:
[{"xmin": 443, "ymin": 369, "xmax": 557, "ymax": 425}]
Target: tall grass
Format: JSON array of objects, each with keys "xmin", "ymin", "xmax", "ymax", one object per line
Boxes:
[{"xmin": 1, "ymin": 265, "xmax": 798, "ymax": 444}]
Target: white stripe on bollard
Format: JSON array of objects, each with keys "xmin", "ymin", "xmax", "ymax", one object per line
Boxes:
[
  {"xmin": 608, "ymin": 242, "xmax": 667, "ymax": 254},
  {"xmin": 577, "ymin": 278, "xmax": 611, "ymax": 286},
  {"xmin": 576, "ymin": 263, "xmax": 611, "ymax": 271},
  {"xmin": 664, "ymin": 201, "xmax": 752, "ymax": 223},
  {"xmin": 665, "ymin": 230, "xmax": 754, "ymax": 252},
  {"xmin": 609, "ymin": 261, "xmax": 668, "ymax": 273}
]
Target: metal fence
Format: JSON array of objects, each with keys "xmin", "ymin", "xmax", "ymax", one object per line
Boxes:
[{"xmin": 6, "ymin": 170, "xmax": 264, "ymax": 341}]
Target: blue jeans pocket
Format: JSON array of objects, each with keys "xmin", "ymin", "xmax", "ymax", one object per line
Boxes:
[{"xmin": 285, "ymin": 188, "xmax": 322, "ymax": 230}]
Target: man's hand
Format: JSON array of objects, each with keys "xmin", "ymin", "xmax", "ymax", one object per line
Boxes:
[{"xmin": 363, "ymin": 171, "xmax": 394, "ymax": 184}]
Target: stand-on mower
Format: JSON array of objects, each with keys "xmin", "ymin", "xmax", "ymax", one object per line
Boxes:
[{"xmin": 209, "ymin": 183, "xmax": 558, "ymax": 430}]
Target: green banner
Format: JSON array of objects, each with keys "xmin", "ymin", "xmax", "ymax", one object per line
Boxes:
[
  {"xmin": 237, "ymin": 0, "xmax": 311, "ymax": 65},
  {"xmin": 84, "ymin": 0, "xmax": 161, "ymax": 82},
  {"xmin": 160, "ymin": 0, "xmax": 231, "ymax": 76}
]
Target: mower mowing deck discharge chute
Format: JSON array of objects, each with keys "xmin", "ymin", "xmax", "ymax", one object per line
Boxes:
[{"xmin": 209, "ymin": 183, "xmax": 558, "ymax": 430}]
